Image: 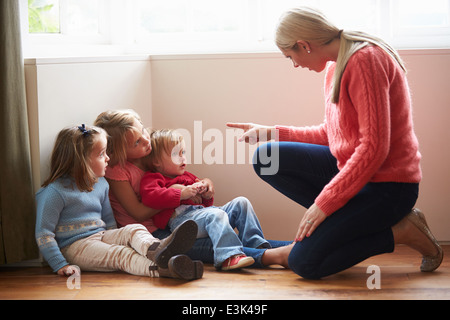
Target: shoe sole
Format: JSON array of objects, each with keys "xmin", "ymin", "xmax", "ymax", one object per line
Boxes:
[
  {"xmin": 155, "ymin": 220, "xmax": 198, "ymax": 269},
  {"xmin": 168, "ymin": 255, "xmax": 204, "ymax": 280}
]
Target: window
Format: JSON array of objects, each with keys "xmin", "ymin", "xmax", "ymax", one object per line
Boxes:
[
  {"xmin": 21, "ymin": 0, "xmax": 450, "ymax": 57},
  {"xmin": 28, "ymin": 0, "xmax": 104, "ymax": 36},
  {"xmin": 28, "ymin": 0, "xmax": 60, "ymax": 33},
  {"xmin": 390, "ymin": 0, "xmax": 450, "ymax": 48},
  {"xmin": 131, "ymin": 0, "xmax": 249, "ymax": 53}
]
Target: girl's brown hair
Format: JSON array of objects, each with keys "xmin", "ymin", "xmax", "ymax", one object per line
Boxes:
[
  {"xmin": 42, "ymin": 125, "xmax": 106, "ymax": 192},
  {"xmin": 94, "ymin": 109, "xmax": 144, "ymax": 167}
]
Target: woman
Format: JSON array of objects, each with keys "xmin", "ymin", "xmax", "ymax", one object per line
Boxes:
[{"xmin": 228, "ymin": 7, "xmax": 443, "ymax": 279}]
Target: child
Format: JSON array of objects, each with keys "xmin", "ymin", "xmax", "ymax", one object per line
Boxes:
[
  {"xmin": 95, "ymin": 109, "xmax": 293, "ymax": 268},
  {"xmin": 35, "ymin": 124, "xmax": 203, "ymax": 280},
  {"xmin": 94, "ymin": 109, "xmax": 160, "ymax": 232},
  {"xmin": 94, "ymin": 109, "xmax": 213, "ymax": 241},
  {"xmin": 140, "ymin": 129, "xmax": 275, "ymax": 270}
]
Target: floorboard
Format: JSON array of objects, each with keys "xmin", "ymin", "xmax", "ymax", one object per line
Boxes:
[{"xmin": 1, "ymin": 245, "xmax": 449, "ymax": 301}]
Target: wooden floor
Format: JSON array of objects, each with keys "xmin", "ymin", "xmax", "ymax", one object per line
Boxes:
[{"xmin": 1, "ymin": 245, "xmax": 449, "ymax": 301}]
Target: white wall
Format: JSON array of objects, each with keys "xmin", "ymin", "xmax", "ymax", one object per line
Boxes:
[
  {"xmin": 25, "ymin": 56, "xmax": 153, "ymax": 191},
  {"xmin": 25, "ymin": 50, "xmax": 450, "ymax": 242}
]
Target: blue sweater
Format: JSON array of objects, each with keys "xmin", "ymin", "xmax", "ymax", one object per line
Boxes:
[{"xmin": 35, "ymin": 176, "xmax": 117, "ymax": 272}]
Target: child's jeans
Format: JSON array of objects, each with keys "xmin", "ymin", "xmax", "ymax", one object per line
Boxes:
[
  {"xmin": 61, "ymin": 224, "xmax": 159, "ymax": 276},
  {"xmin": 168, "ymin": 196, "xmax": 270, "ymax": 268}
]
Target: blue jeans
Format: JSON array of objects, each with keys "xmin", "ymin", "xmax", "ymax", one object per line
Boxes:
[
  {"xmin": 253, "ymin": 142, "xmax": 419, "ymax": 279},
  {"xmin": 154, "ymin": 197, "xmax": 289, "ymax": 268}
]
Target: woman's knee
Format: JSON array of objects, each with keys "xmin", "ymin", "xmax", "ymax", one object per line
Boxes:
[
  {"xmin": 288, "ymin": 244, "xmax": 323, "ymax": 280},
  {"xmin": 252, "ymin": 143, "xmax": 279, "ymax": 177},
  {"xmin": 252, "ymin": 145, "xmax": 265, "ymax": 176}
]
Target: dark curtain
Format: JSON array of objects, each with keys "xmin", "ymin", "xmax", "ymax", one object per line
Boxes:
[{"xmin": 0, "ymin": 0, "xmax": 39, "ymax": 264}]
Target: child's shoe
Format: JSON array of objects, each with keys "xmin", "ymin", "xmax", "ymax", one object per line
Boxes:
[
  {"xmin": 157, "ymin": 255, "xmax": 204, "ymax": 280},
  {"xmin": 221, "ymin": 254, "xmax": 254, "ymax": 271},
  {"xmin": 147, "ymin": 220, "xmax": 198, "ymax": 268}
]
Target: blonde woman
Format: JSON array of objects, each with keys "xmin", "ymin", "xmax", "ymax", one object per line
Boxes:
[{"xmin": 228, "ymin": 7, "xmax": 442, "ymax": 279}]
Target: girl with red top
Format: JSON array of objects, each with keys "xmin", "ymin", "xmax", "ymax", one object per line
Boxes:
[{"xmin": 228, "ymin": 7, "xmax": 442, "ymax": 279}]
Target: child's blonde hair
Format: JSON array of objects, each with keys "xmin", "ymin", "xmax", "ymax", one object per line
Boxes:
[
  {"xmin": 275, "ymin": 6, "xmax": 406, "ymax": 103},
  {"xmin": 42, "ymin": 125, "xmax": 106, "ymax": 192},
  {"xmin": 94, "ymin": 109, "xmax": 145, "ymax": 167},
  {"xmin": 147, "ymin": 129, "xmax": 184, "ymax": 172}
]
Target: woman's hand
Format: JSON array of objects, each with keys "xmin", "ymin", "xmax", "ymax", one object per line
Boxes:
[
  {"xmin": 227, "ymin": 122, "xmax": 276, "ymax": 145},
  {"xmin": 295, "ymin": 203, "xmax": 327, "ymax": 242},
  {"xmin": 57, "ymin": 265, "xmax": 80, "ymax": 277}
]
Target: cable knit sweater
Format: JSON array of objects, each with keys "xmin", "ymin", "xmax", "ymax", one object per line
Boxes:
[{"xmin": 276, "ymin": 45, "xmax": 422, "ymax": 216}]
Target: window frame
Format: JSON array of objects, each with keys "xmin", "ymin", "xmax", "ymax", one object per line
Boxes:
[{"xmin": 21, "ymin": 0, "xmax": 450, "ymax": 58}]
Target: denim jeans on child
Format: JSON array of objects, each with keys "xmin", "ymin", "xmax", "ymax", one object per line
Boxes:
[
  {"xmin": 253, "ymin": 142, "xmax": 419, "ymax": 279},
  {"xmin": 167, "ymin": 196, "xmax": 270, "ymax": 268}
]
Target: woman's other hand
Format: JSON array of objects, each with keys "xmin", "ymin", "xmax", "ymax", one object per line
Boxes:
[{"xmin": 295, "ymin": 203, "xmax": 327, "ymax": 242}]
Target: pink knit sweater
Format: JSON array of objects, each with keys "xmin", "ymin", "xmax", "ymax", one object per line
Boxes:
[{"xmin": 276, "ymin": 45, "xmax": 422, "ymax": 216}]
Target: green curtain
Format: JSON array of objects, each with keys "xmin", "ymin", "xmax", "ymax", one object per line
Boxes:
[{"xmin": 0, "ymin": 0, "xmax": 39, "ymax": 264}]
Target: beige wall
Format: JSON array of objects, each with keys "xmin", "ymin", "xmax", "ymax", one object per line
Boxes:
[
  {"xmin": 150, "ymin": 50, "xmax": 450, "ymax": 241},
  {"xmin": 401, "ymin": 50, "xmax": 450, "ymax": 242},
  {"xmin": 25, "ymin": 50, "xmax": 450, "ymax": 242}
]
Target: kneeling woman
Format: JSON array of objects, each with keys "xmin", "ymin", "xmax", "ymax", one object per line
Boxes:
[{"xmin": 228, "ymin": 7, "xmax": 443, "ymax": 279}]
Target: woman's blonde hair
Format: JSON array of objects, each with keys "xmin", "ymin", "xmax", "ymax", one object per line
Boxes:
[
  {"xmin": 42, "ymin": 125, "xmax": 106, "ymax": 192},
  {"xmin": 147, "ymin": 129, "xmax": 184, "ymax": 172},
  {"xmin": 275, "ymin": 6, "xmax": 406, "ymax": 103},
  {"xmin": 94, "ymin": 109, "xmax": 144, "ymax": 167}
]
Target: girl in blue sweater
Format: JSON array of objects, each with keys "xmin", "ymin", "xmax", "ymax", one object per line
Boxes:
[{"xmin": 35, "ymin": 124, "xmax": 202, "ymax": 280}]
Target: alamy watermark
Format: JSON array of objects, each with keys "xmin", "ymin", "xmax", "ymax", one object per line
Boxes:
[
  {"xmin": 366, "ymin": 265, "xmax": 381, "ymax": 290},
  {"xmin": 174, "ymin": 121, "xmax": 279, "ymax": 175},
  {"xmin": 66, "ymin": 266, "xmax": 81, "ymax": 290}
]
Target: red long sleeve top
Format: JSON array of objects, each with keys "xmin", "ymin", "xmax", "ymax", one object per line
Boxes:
[
  {"xmin": 140, "ymin": 171, "xmax": 214, "ymax": 229},
  {"xmin": 276, "ymin": 45, "xmax": 422, "ymax": 216}
]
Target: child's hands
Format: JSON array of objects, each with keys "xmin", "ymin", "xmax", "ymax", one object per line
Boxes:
[
  {"xmin": 189, "ymin": 194, "xmax": 203, "ymax": 204},
  {"xmin": 179, "ymin": 179, "xmax": 215, "ymax": 203},
  {"xmin": 180, "ymin": 185, "xmax": 199, "ymax": 200},
  {"xmin": 196, "ymin": 178, "xmax": 214, "ymax": 200},
  {"xmin": 57, "ymin": 265, "xmax": 80, "ymax": 277},
  {"xmin": 191, "ymin": 180, "xmax": 207, "ymax": 194}
]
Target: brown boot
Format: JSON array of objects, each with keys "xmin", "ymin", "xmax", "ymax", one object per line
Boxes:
[{"xmin": 147, "ymin": 220, "xmax": 198, "ymax": 268}]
